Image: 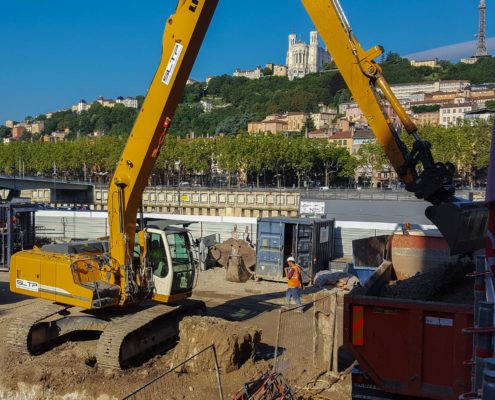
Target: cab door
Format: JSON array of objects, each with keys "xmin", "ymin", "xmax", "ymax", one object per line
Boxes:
[
  {"xmin": 146, "ymin": 228, "xmax": 196, "ymax": 301},
  {"xmin": 146, "ymin": 229, "xmax": 172, "ymax": 298}
]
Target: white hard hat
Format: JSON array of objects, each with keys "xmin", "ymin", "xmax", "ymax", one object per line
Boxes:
[{"xmin": 287, "ymin": 256, "xmax": 295, "ymax": 263}]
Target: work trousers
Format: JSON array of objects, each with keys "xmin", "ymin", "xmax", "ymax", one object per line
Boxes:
[{"xmin": 286, "ymin": 287, "xmax": 302, "ymax": 306}]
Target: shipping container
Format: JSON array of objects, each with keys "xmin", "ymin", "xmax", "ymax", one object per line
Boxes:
[{"xmin": 255, "ymin": 217, "xmax": 334, "ymax": 282}]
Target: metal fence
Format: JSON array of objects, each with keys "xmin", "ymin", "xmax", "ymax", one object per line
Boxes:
[
  {"xmin": 123, "ymin": 344, "xmax": 223, "ymax": 400},
  {"xmin": 273, "ymin": 291, "xmax": 341, "ymax": 387}
]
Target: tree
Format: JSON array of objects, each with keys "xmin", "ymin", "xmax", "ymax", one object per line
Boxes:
[
  {"xmin": 262, "ymin": 67, "xmax": 273, "ymax": 76},
  {"xmin": 0, "ymin": 126, "xmax": 11, "ymax": 139},
  {"xmin": 412, "ymin": 104, "xmax": 440, "ymax": 114},
  {"xmin": 316, "ymin": 141, "xmax": 351, "ymax": 187},
  {"xmin": 301, "ymin": 116, "xmax": 316, "ymax": 135},
  {"xmin": 356, "ymin": 142, "xmax": 388, "ymax": 188},
  {"xmin": 486, "ymin": 100, "xmax": 495, "ymax": 110}
]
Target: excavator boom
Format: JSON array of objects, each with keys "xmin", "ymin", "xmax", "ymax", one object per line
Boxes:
[{"xmin": 301, "ymin": 0, "xmax": 488, "ymax": 254}]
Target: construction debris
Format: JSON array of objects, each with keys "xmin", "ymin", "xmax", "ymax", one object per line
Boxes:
[
  {"xmin": 380, "ymin": 259, "xmax": 475, "ymax": 303},
  {"xmin": 232, "ymin": 371, "xmax": 295, "ymax": 400},
  {"xmin": 314, "ymin": 271, "xmax": 360, "ymax": 291}
]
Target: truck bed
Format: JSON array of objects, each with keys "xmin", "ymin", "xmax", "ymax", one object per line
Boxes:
[{"xmin": 344, "ymin": 260, "xmax": 473, "ymax": 400}]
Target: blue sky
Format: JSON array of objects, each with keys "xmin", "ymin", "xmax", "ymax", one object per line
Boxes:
[{"xmin": 1, "ymin": 0, "xmax": 493, "ymax": 122}]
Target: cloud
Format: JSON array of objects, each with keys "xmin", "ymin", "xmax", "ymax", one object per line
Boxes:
[{"xmin": 404, "ymin": 37, "xmax": 495, "ymax": 61}]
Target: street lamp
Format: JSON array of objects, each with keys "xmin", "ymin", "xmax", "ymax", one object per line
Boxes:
[
  {"xmin": 11, "ymin": 164, "xmax": 16, "ymax": 192},
  {"xmin": 52, "ymin": 162, "xmax": 57, "ymax": 206},
  {"xmin": 175, "ymin": 160, "xmax": 182, "ymax": 215}
]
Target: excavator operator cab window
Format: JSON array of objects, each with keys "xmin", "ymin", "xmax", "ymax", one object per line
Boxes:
[
  {"xmin": 166, "ymin": 232, "xmax": 195, "ymax": 293},
  {"xmin": 148, "ymin": 233, "xmax": 169, "ymax": 278}
]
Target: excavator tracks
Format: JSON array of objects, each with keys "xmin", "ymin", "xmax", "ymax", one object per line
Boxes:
[
  {"xmin": 6, "ymin": 302, "xmax": 68, "ymax": 354},
  {"xmin": 96, "ymin": 300, "xmax": 206, "ymax": 369}
]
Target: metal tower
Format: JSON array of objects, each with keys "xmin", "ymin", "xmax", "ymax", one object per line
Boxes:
[{"xmin": 475, "ymin": 0, "xmax": 488, "ymax": 57}]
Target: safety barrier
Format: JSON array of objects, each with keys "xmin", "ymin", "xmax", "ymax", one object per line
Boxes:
[{"xmin": 273, "ymin": 291, "xmax": 342, "ymax": 387}]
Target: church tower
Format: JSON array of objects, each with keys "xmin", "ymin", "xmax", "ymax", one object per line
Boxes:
[{"xmin": 308, "ymin": 31, "xmax": 319, "ymax": 73}]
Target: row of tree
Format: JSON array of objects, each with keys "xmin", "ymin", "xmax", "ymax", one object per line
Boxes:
[{"xmin": 0, "ymin": 120, "xmax": 492, "ymax": 188}]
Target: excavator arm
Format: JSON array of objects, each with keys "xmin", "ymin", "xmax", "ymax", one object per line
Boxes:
[
  {"xmin": 107, "ymin": 0, "xmax": 219, "ymax": 302},
  {"xmin": 110, "ymin": 0, "xmax": 487, "ymax": 301},
  {"xmin": 301, "ymin": 0, "xmax": 464, "ymax": 205},
  {"xmin": 300, "ymin": 0, "xmax": 487, "ymax": 254}
]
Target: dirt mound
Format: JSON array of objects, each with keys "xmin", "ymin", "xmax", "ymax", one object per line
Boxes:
[{"xmin": 171, "ymin": 316, "xmax": 261, "ymax": 373}]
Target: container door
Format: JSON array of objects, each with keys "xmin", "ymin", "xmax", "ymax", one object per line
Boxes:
[
  {"xmin": 256, "ymin": 220, "xmax": 284, "ymax": 279},
  {"xmin": 295, "ymin": 224, "xmax": 312, "ymax": 282}
]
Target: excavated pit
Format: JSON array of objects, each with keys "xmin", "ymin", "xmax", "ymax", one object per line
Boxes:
[
  {"xmin": 170, "ymin": 316, "xmax": 262, "ymax": 373},
  {"xmin": 0, "ymin": 313, "xmax": 265, "ymax": 399}
]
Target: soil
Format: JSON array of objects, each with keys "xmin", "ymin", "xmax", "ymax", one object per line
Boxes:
[
  {"xmin": 380, "ymin": 259, "xmax": 475, "ymax": 303},
  {"xmin": 0, "ymin": 269, "xmax": 352, "ymax": 399},
  {"xmin": 170, "ymin": 316, "xmax": 261, "ymax": 373}
]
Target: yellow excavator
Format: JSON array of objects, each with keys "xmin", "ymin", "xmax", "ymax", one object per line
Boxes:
[{"xmin": 8, "ymin": 0, "xmax": 488, "ymax": 369}]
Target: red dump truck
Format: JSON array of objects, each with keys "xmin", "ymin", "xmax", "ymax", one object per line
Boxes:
[{"xmin": 344, "ymin": 233, "xmax": 474, "ymax": 400}]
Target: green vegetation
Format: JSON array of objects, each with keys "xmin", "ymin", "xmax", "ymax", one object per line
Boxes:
[
  {"xmin": 1, "ymin": 119, "xmax": 492, "ymax": 187},
  {"xmin": 0, "ymin": 134, "xmax": 354, "ymax": 188},
  {"xmin": 411, "ymin": 104, "xmax": 441, "ymax": 114},
  {"xmin": 380, "ymin": 53, "xmax": 495, "ymax": 84},
  {"xmin": 0, "ymin": 126, "xmax": 11, "ymax": 139},
  {"xmin": 11, "ymin": 54, "xmax": 494, "ymax": 142}
]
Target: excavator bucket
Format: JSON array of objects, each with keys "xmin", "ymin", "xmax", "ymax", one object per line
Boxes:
[
  {"xmin": 425, "ymin": 199, "xmax": 488, "ymax": 255},
  {"xmin": 225, "ymin": 255, "xmax": 253, "ymax": 283}
]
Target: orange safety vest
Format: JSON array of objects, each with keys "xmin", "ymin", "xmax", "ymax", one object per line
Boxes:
[{"xmin": 287, "ymin": 264, "xmax": 302, "ymax": 288}]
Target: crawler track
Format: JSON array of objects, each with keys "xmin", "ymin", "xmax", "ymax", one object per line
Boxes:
[
  {"xmin": 6, "ymin": 302, "xmax": 68, "ymax": 354},
  {"xmin": 96, "ymin": 300, "xmax": 206, "ymax": 369}
]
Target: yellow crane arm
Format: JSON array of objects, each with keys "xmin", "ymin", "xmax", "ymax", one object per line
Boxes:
[
  {"xmin": 302, "ymin": 0, "xmax": 415, "ymax": 180},
  {"xmin": 107, "ymin": 0, "xmax": 219, "ymax": 295},
  {"xmin": 108, "ymin": 0, "xmax": 486, "ymax": 296}
]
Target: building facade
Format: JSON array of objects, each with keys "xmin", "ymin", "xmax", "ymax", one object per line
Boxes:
[
  {"xmin": 329, "ymin": 131, "xmax": 353, "ymax": 153},
  {"xmin": 265, "ymin": 63, "xmax": 288, "ymax": 77},
  {"xmin": 390, "ymin": 80, "xmax": 470, "ymax": 102},
  {"xmin": 286, "ymin": 31, "xmax": 331, "ymax": 80},
  {"xmin": 412, "ymin": 111, "xmax": 440, "ymax": 127},
  {"xmin": 439, "ymin": 104, "xmax": 474, "ymax": 127},
  {"xmin": 11, "ymin": 126, "xmax": 25, "ymax": 140},
  {"xmin": 410, "ymin": 59, "xmax": 438, "ymax": 68},
  {"xmin": 233, "ymin": 67, "xmax": 263, "ymax": 80}
]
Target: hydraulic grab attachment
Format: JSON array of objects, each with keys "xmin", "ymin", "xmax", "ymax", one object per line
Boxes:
[{"xmin": 301, "ymin": 0, "xmax": 488, "ymax": 254}]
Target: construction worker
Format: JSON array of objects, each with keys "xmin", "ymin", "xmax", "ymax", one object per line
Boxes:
[{"xmin": 284, "ymin": 256, "xmax": 303, "ymax": 310}]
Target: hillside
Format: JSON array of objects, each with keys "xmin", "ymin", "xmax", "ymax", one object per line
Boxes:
[{"xmin": 3, "ymin": 54, "xmax": 494, "ymax": 141}]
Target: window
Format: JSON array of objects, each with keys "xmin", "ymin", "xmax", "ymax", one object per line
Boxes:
[
  {"xmin": 343, "ymin": 140, "xmax": 347, "ymax": 145},
  {"xmin": 148, "ymin": 233, "xmax": 168, "ymax": 278},
  {"xmin": 166, "ymin": 232, "xmax": 195, "ymax": 292}
]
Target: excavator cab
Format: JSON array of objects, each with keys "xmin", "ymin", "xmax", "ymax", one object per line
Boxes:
[{"xmin": 144, "ymin": 226, "xmax": 196, "ymax": 300}]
